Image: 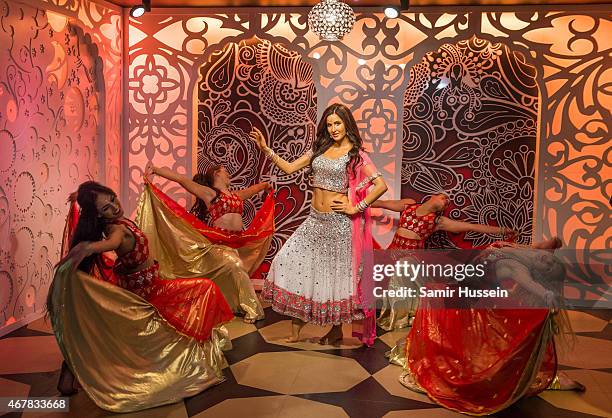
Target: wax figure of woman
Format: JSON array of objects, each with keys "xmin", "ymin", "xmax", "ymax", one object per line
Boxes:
[
  {"xmin": 144, "ymin": 164, "xmax": 275, "ymax": 280},
  {"xmin": 398, "ymin": 237, "xmax": 584, "ymax": 415},
  {"xmin": 250, "ymin": 103, "xmax": 388, "ymax": 345},
  {"xmin": 147, "ymin": 164, "xmax": 270, "ymax": 232},
  {"xmin": 140, "ymin": 166, "xmax": 269, "ymax": 322},
  {"xmin": 47, "ymin": 181, "xmax": 233, "ymax": 412},
  {"xmin": 373, "ymin": 194, "xmax": 517, "ymax": 250},
  {"xmin": 373, "ymin": 194, "xmax": 517, "ymax": 330}
]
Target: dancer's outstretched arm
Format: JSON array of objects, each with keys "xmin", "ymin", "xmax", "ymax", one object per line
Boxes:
[
  {"xmin": 370, "ymin": 198, "xmax": 416, "ymax": 212},
  {"xmin": 437, "ymin": 217, "xmax": 517, "ymax": 240},
  {"xmin": 145, "ymin": 163, "xmax": 216, "ymax": 204},
  {"xmin": 236, "ymin": 182, "xmax": 271, "ymax": 201},
  {"xmin": 249, "ymin": 128, "xmax": 311, "ymax": 175}
]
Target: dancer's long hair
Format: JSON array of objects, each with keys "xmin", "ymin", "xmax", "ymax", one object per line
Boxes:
[
  {"xmin": 70, "ymin": 181, "xmax": 118, "ymax": 272},
  {"xmin": 189, "ymin": 166, "xmax": 222, "ymax": 221},
  {"xmin": 47, "ymin": 181, "xmax": 117, "ymax": 319},
  {"xmin": 310, "ymin": 103, "xmax": 364, "ymax": 177}
]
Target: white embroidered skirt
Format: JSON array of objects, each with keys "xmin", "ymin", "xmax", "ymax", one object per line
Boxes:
[{"xmin": 262, "ymin": 208, "xmax": 364, "ymax": 325}]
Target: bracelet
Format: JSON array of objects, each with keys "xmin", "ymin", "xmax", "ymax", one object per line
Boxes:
[
  {"xmin": 356, "ymin": 199, "xmax": 370, "ymax": 212},
  {"xmin": 264, "ymin": 148, "xmax": 280, "ymax": 164}
]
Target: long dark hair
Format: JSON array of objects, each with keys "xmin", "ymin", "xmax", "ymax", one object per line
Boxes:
[
  {"xmin": 189, "ymin": 166, "xmax": 222, "ymax": 221},
  {"xmin": 70, "ymin": 181, "xmax": 118, "ymax": 272},
  {"xmin": 310, "ymin": 103, "xmax": 364, "ymax": 177},
  {"xmin": 47, "ymin": 181, "xmax": 117, "ymax": 320}
]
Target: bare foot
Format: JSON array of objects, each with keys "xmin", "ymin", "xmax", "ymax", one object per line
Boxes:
[
  {"xmin": 558, "ymin": 374, "xmax": 586, "ymax": 392},
  {"xmin": 57, "ymin": 361, "xmax": 78, "ymax": 396},
  {"xmin": 285, "ymin": 318, "xmax": 305, "ymax": 343},
  {"xmin": 318, "ymin": 325, "xmax": 343, "ymax": 346},
  {"xmin": 243, "ymin": 317, "xmax": 256, "ymax": 324}
]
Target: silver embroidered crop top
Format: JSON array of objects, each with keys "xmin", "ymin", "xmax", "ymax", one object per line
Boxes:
[{"xmin": 311, "ymin": 153, "xmax": 349, "ymax": 194}]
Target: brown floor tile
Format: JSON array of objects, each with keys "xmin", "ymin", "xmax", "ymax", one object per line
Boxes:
[{"xmin": 0, "ymin": 336, "xmax": 62, "ymax": 374}]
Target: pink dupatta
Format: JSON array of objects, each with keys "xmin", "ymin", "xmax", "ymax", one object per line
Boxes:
[{"xmin": 349, "ymin": 150, "xmax": 379, "ymax": 346}]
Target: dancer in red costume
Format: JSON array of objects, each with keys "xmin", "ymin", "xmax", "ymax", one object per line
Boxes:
[
  {"xmin": 48, "ymin": 181, "xmax": 233, "ymax": 412},
  {"xmin": 373, "ymin": 193, "xmax": 517, "ymax": 330},
  {"xmin": 146, "ymin": 164, "xmax": 270, "ymax": 232},
  {"xmin": 399, "ymin": 237, "xmax": 584, "ymax": 416},
  {"xmin": 373, "ymin": 194, "xmax": 517, "ymax": 250},
  {"xmin": 144, "ymin": 164, "xmax": 275, "ymax": 285}
]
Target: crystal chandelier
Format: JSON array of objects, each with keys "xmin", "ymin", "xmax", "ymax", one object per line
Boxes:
[{"xmin": 308, "ymin": 0, "xmax": 356, "ymax": 42}]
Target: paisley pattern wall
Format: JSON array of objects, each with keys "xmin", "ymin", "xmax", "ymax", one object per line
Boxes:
[
  {"xmin": 402, "ymin": 36, "xmax": 538, "ymax": 249},
  {"xmin": 0, "ymin": 0, "xmax": 121, "ymax": 335},
  {"xmin": 196, "ymin": 37, "xmax": 317, "ymax": 279}
]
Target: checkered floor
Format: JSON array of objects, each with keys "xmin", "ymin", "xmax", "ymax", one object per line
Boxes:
[{"xmin": 1, "ymin": 303, "xmax": 611, "ymax": 418}]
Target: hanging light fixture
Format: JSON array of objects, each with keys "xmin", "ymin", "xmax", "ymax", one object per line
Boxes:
[{"xmin": 308, "ymin": 0, "xmax": 356, "ymax": 42}]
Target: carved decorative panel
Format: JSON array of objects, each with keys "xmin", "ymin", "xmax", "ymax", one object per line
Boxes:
[
  {"xmin": 402, "ymin": 36, "xmax": 538, "ymax": 249},
  {"xmin": 0, "ymin": 0, "xmax": 121, "ymax": 334}
]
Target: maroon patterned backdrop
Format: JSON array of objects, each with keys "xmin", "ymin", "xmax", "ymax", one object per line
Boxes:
[
  {"xmin": 197, "ymin": 37, "xmax": 317, "ymax": 280},
  {"xmin": 402, "ymin": 36, "xmax": 538, "ymax": 249}
]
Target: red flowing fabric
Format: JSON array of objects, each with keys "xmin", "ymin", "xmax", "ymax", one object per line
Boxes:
[
  {"xmin": 147, "ymin": 182, "xmax": 275, "ymax": 283},
  {"xmin": 60, "ymin": 202, "xmax": 233, "ymax": 343},
  {"xmin": 405, "ymin": 241, "xmax": 557, "ymax": 415},
  {"xmin": 148, "ymin": 273, "xmax": 234, "ymax": 342},
  {"xmin": 148, "ymin": 182, "xmax": 275, "ymax": 249},
  {"xmin": 349, "ymin": 151, "xmax": 380, "ymax": 347},
  {"xmin": 407, "ymin": 304, "xmax": 556, "ymax": 415}
]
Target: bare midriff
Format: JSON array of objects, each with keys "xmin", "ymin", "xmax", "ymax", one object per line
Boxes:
[
  {"xmin": 213, "ymin": 213, "xmax": 244, "ymax": 231},
  {"xmin": 394, "ymin": 227, "xmax": 422, "ymax": 240},
  {"xmin": 311, "ymin": 187, "xmax": 349, "ymax": 213}
]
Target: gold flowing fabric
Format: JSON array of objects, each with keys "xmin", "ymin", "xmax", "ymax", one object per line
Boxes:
[
  {"xmin": 136, "ymin": 184, "xmax": 264, "ymax": 321},
  {"xmin": 49, "ymin": 263, "xmax": 228, "ymax": 413}
]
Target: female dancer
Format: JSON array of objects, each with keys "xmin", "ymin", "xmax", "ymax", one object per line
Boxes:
[
  {"xmin": 250, "ymin": 103, "xmax": 388, "ymax": 345},
  {"xmin": 373, "ymin": 194, "xmax": 517, "ymax": 250},
  {"xmin": 146, "ymin": 164, "xmax": 270, "ymax": 232},
  {"xmin": 48, "ymin": 181, "xmax": 233, "ymax": 412},
  {"xmin": 399, "ymin": 237, "xmax": 584, "ymax": 415},
  {"xmin": 373, "ymin": 194, "xmax": 517, "ymax": 330},
  {"xmin": 142, "ymin": 165, "xmax": 271, "ymax": 321}
]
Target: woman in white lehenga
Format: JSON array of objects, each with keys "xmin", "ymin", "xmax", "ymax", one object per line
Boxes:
[{"xmin": 250, "ymin": 103, "xmax": 387, "ymax": 345}]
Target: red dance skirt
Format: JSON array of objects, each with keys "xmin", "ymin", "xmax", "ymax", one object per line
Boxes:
[
  {"xmin": 388, "ymin": 233, "xmax": 424, "ymax": 250},
  {"xmin": 116, "ymin": 262, "xmax": 233, "ymax": 342},
  {"xmin": 406, "ymin": 301, "xmax": 556, "ymax": 415}
]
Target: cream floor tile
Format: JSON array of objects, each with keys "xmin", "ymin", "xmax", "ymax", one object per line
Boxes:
[
  {"xmin": 539, "ymin": 390, "xmax": 612, "ymax": 418},
  {"xmin": 191, "ymin": 395, "xmax": 285, "ymax": 418},
  {"xmin": 192, "ymin": 395, "xmax": 349, "ymax": 418},
  {"xmin": 0, "ymin": 376, "xmax": 30, "ymax": 398},
  {"xmin": 378, "ymin": 329, "xmax": 410, "ymax": 349},
  {"xmin": 0, "ymin": 336, "xmax": 62, "ymax": 374},
  {"xmin": 372, "ymin": 365, "xmax": 434, "ymax": 405},
  {"xmin": 224, "ymin": 317, "xmax": 257, "ymax": 340},
  {"xmin": 278, "ymin": 395, "xmax": 349, "ymax": 418},
  {"xmin": 566, "ymin": 311, "xmax": 609, "ymax": 333},
  {"xmin": 557, "ymin": 336, "xmax": 612, "ymax": 369},
  {"xmin": 258, "ymin": 321, "xmax": 362, "ymax": 350},
  {"xmin": 230, "ymin": 351, "xmax": 369, "ymax": 394}
]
